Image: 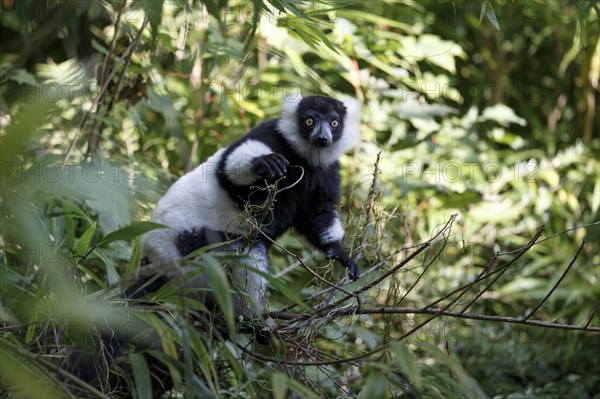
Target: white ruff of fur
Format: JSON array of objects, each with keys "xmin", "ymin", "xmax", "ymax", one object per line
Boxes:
[{"xmin": 277, "ymin": 96, "xmax": 361, "ymax": 166}]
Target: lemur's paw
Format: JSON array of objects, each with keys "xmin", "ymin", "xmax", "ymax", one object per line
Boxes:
[
  {"xmin": 326, "ymin": 246, "xmax": 360, "ymax": 281},
  {"xmin": 253, "ymin": 153, "xmax": 289, "ymax": 180}
]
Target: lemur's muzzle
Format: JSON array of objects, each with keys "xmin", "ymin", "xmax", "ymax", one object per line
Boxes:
[{"xmin": 311, "ymin": 123, "xmax": 332, "ymax": 147}]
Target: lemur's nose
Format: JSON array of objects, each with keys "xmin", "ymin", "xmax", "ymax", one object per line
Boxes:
[{"xmin": 316, "ymin": 136, "xmax": 331, "ymax": 147}]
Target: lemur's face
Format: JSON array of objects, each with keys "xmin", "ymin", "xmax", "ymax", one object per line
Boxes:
[{"xmin": 296, "ymin": 97, "xmax": 347, "ymax": 148}]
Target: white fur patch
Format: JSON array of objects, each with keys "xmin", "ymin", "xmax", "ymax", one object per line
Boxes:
[
  {"xmin": 224, "ymin": 139, "xmax": 273, "ymax": 185},
  {"xmin": 141, "ymin": 149, "xmax": 243, "ymax": 270},
  {"xmin": 276, "ymin": 95, "xmax": 361, "ymax": 166},
  {"xmin": 320, "ymin": 218, "xmax": 345, "ymax": 244}
]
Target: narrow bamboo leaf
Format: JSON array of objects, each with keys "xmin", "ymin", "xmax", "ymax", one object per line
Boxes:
[
  {"xmin": 338, "ymin": 9, "xmax": 412, "ymax": 31},
  {"xmin": 129, "ymin": 353, "xmax": 152, "ymax": 399},
  {"xmin": 75, "ymin": 221, "xmax": 97, "ymax": 257},
  {"xmin": 205, "ymin": 256, "xmax": 235, "ymax": 332},
  {"xmin": 420, "ymin": 342, "xmax": 488, "ymax": 398},
  {"xmin": 390, "ymin": 342, "xmax": 422, "ymax": 390},
  {"xmin": 0, "ymin": 339, "xmax": 67, "ymax": 399},
  {"xmin": 97, "ymin": 222, "xmax": 168, "ymax": 246},
  {"xmin": 272, "ymin": 373, "xmax": 289, "ymax": 399},
  {"xmin": 127, "ymin": 237, "xmax": 142, "ymax": 274},
  {"xmin": 285, "ymin": 378, "xmax": 319, "ymax": 398},
  {"xmin": 486, "ymin": 5, "xmax": 500, "ymax": 31},
  {"xmin": 190, "ymin": 329, "xmax": 219, "ymax": 392},
  {"xmin": 75, "ymin": 263, "xmax": 106, "ymax": 288},
  {"xmin": 138, "ymin": 0, "xmax": 164, "ymax": 42},
  {"xmin": 24, "ymin": 310, "xmax": 37, "ymax": 344},
  {"xmin": 304, "ymin": 25, "xmax": 339, "ymax": 54},
  {"xmin": 97, "ymin": 252, "xmax": 120, "ymax": 286},
  {"xmin": 479, "ymin": 1, "xmax": 488, "ymax": 23},
  {"xmin": 359, "ymin": 369, "xmax": 388, "ymax": 398},
  {"xmin": 138, "ymin": 313, "xmax": 180, "ymax": 389}
]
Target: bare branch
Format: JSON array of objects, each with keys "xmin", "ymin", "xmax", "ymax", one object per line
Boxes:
[{"xmin": 523, "ymin": 239, "xmax": 586, "ymax": 320}]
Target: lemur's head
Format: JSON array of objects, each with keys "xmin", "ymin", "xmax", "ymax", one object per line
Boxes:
[{"xmin": 277, "ymin": 95, "xmax": 361, "ymax": 166}]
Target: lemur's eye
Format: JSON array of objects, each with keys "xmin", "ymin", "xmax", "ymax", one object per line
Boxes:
[
  {"xmin": 330, "ymin": 120, "xmax": 339, "ymax": 128},
  {"xmin": 305, "ymin": 118, "xmax": 314, "ymax": 126}
]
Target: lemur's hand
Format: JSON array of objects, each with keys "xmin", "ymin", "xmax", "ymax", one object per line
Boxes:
[
  {"xmin": 326, "ymin": 245, "xmax": 360, "ymax": 281},
  {"xmin": 253, "ymin": 153, "xmax": 289, "ymax": 180}
]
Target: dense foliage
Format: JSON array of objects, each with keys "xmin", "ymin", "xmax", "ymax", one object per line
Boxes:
[{"xmin": 1, "ymin": 1, "xmax": 598, "ymax": 398}]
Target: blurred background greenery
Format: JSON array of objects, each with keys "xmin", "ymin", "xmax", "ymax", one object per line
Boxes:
[{"xmin": 0, "ymin": 0, "xmax": 598, "ymax": 398}]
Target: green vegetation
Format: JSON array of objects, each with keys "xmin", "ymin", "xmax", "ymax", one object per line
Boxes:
[{"xmin": 1, "ymin": 1, "xmax": 598, "ymax": 398}]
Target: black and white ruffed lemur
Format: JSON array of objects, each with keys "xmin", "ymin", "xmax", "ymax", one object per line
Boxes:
[
  {"xmin": 68, "ymin": 95, "xmax": 361, "ymax": 392},
  {"xmin": 139, "ymin": 95, "xmax": 361, "ymax": 326}
]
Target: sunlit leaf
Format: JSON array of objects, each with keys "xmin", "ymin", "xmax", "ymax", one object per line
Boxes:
[{"xmin": 481, "ymin": 104, "xmax": 527, "ymax": 127}]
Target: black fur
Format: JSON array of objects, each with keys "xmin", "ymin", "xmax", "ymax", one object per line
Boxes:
[
  {"xmin": 175, "ymin": 227, "xmax": 227, "ymax": 256},
  {"xmin": 215, "ymin": 97, "xmax": 359, "ymax": 280}
]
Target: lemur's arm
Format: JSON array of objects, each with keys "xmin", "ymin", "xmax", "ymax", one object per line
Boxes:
[
  {"xmin": 222, "ymin": 139, "xmax": 288, "ymax": 186},
  {"xmin": 295, "ymin": 188, "xmax": 360, "ymax": 281}
]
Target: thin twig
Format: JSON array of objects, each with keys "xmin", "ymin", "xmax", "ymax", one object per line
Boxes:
[
  {"xmin": 317, "ymin": 307, "xmax": 600, "ymax": 333},
  {"xmin": 500, "ymin": 221, "xmax": 599, "ymax": 255},
  {"xmin": 396, "ymin": 220, "xmax": 453, "ymax": 306},
  {"xmin": 318, "ymin": 214, "xmax": 457, "ymax": 315},
  {"xmin": 245, "ymin": 304, "xmax": 600, "ymax": 367},
  {"xmin": 523, "ymin": 239, "xmax": 586, "ymax": 320},
  {"xmin": 584, "ymin": 301, "xmax": 600, "ymax": 328}
]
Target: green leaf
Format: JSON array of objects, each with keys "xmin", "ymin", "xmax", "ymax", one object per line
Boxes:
[
  {"xmin": 97, "ymin": 222, "xmax": 168, "ymax": 247},
  {"xmin": 437, "ymin": 189, "xmax": 482, "ymax": 208},
  {"xmin": 137, "ymin": 313, "xmax": 180, "ymax": 384},
  {"xmin": 419, "ymin": 342, "xmax": 488, "ymax": 398},
  {"xmin": 129, "ymin": 353, "xmax": 152, "ymax": 399},
  {"xmin": 479, "ymin": 1, "xmax": 488, "ymax": 23},
  {"xmin": 205, "ymin": 256, "xmax": 235, "ymax": 332},
  {"xmin": 138, "ymin": 0, "xmax": 164, "ymax": 43},
  {"xmin": 272, "ymin": 373, "xmax": 289, "ymax": 399},
  {"xmin": 481, "ymin": 104, "xmax": 526, "ymax": 127},
  {"xmin": 127, "ymin": 237, "xmax": 142, "ymax": 273},
  {"xmin": 75, "ymin": 221, "xmax": 97, "ymax": 257},
  {"xmin": 390, "ymin": 342, "xmax": 422, "ymax": 390},
  {"xmin": 242, "ymin": 261, "xmax": 310, "ymax": 310},
  {"xmin": 24, "ymin": 309, "xmax": 37, "ymax": 344},
  {"xmin": 338, "ymin": 9, "xmax": 411, "ymax": 32},
  {"xmin": 479, "ymin": 1, "xmax": 500, "ymax": 31},
  {"xmin": 486, "ymin": 5, "xmax": 500, "ymax": 31},
  {"xmin": 284, "ymin": 378, "xmax": 319, "ymax": 398},
  {"xmin": 9, "ymin": 69, "xmax": 37, "ymax": 86},
  {"xmin": 359, "ymin": 368, "xmax": 389, "ymax": 398},
  {"xmin": 0, "ymin": 100, "xmax": 53, "ymax": 166},
  {"xmin": 0, "ymin": 339, "xmax": 67, "ymax": 399},
  {"xmin": 97, "ymin": 252, "xmax": 120, "ymax": 286},
  {"xmin": 203, "ymin": 0, "xmax": 228, "ymax": 20}
]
